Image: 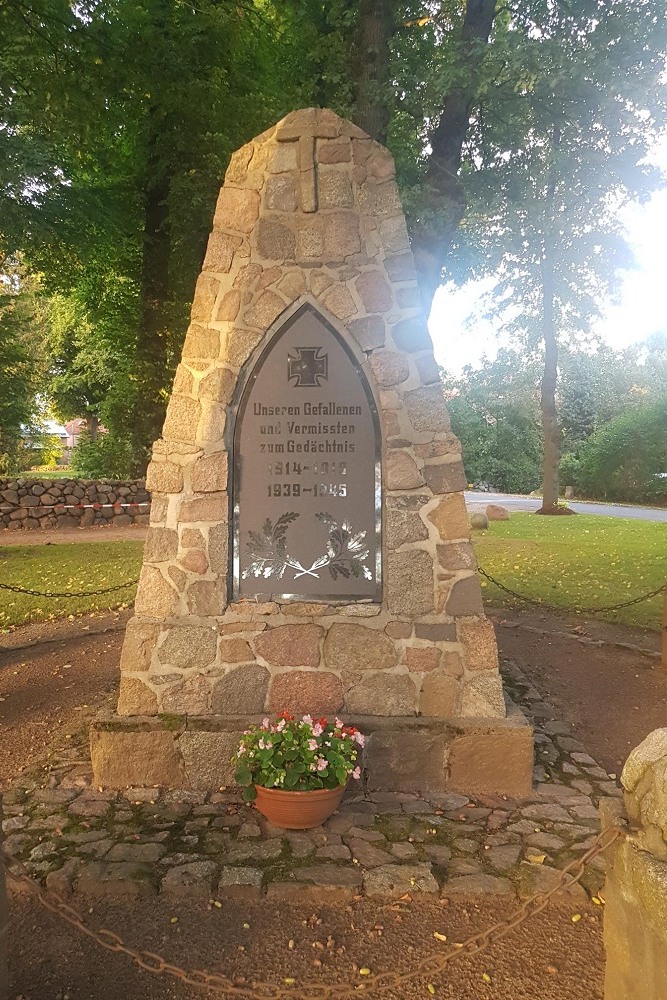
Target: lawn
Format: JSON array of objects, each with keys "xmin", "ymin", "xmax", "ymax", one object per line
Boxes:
[
  {"xmin": 0, "ymin": 541, "xmax": 143, "ymax": 631},
  {"xmin": 0, "ymin": 514, "xmax": 664, "ymax": 633},
  {"xmin": 473, "ymin": 512, "xmax": 666, "ymax": 630}
]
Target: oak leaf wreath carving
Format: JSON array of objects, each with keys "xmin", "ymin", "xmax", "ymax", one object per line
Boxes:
[{"xmin": 242, "ymin": 512, "xmax": 373, "ymax": 582}]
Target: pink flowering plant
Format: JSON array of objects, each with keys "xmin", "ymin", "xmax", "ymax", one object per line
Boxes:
[{"xmin": 233, "ymin": 712, "xmax": 364, "ymax": 801}]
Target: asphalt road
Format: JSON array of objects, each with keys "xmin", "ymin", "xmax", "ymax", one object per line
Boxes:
[{"xmin": 465, "ymin": 491, "xmax": 667, "ymax": 523}]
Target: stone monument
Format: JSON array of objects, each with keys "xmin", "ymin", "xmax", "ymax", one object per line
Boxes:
[{"xmin": 91, "ymin": 108, "xmax": 532, "ymax": 796}]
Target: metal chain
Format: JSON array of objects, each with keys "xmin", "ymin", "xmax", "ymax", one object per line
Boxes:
[
  {"xmin": 478, "ymin": 567, "xmax": 666, "ymax": 614},
  {"xmin": 1, "ymin": 825, "xmax": 623, "ymax": 999},
  {"xmin": 0, "ymin": 579, "xmax": 138, "ymax": 598}
]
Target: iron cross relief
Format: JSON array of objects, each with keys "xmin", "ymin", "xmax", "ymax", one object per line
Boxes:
[
  {"xmin": 275, "ymin": 110, "xmax": 340, "ymax": 213},
  {"xmin": 287, "ymin": 347, "xmax": 329, "ymax": 387}
]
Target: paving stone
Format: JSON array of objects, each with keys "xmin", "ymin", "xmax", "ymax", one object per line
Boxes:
[
  {"xmin": 348, "ymin": 838, "xmax": 390, "ymax": 867},
  {"xmin": 485, "ymin": 845, "xmax": 521, "ymax": 870},
  {"xmin": 286, "ymin": 833, "xmax": 314, "ymax": 858},
  {"xmin": 316, "ymin": 845, "xmax": 352, "ymax": 861},
  {"xmin": 217, "ymin": 866, "xmax": 263, "ymax": 900},
  {"xmin": 294, "ymin": 865, "xmax": 363, "ymax": 889},
  {"xmin": 554, "ymin": 823, "xmax": 596, "ymax": 838},
  {"xmin": 33, "ymin": 788, "xmax": 78, "ymax": 805},
  {"xmin": 344, "ymin": 827, "xmax": 387, "ymax": 843},
  {"xmin": 442, "ymin": 874, "xmax": 514, "ymax": 896},
  {"xmin": 69, "ymin": 798, "xmax": 112, "ymax": 818},
  {"xmin": 422, "ymin": 845, "xmax": 452, "ymax": 865},
  {"xmin": 363, "ymin": 863, "xmax": 438, "ymax": 896},
  {"xmin": 520, "ymin": 803, "xmax": 572, "ymax": 823},
  {"xmin": 225, "ymin": 840, "xmax": 283, "ymax": 864},
  {"xmin": 561, "ymin": 763, "xmax": 581, "ymax": 776},
  {"xmin": 106, "ymin": 843, "xmax": 167, "ymax": 863},
  {"xmin": 391, "ymin": 842, "xmax": 417, "ymax": 860},
  {"xmin": 65, "ymin": 830, "xmax": 110, "ymax": 845},
  {"xmin": 568, "ymin": 802, "xmax": 600, "ymax": 821},
  {"xmin": 516, "ymin": 862, "xmax": 588, "ymax": 902},
  {"xmin": 380, "ymin": 815, "xmax": 413, "ymax": 838},
  {"xmin": 2, "ymin": 815, "xmax": 29, "ymax": 833},
  {"xmin": 161, "ymin": 853, "xmax": 205, "ymax": 867},
  {"xmin": 524, "ymin": 833, "xmax": 566, "ymax": 852},
  {"xmin": 76, "ymin": 862, "xmax": 157, "ymax": 898},
  {"xmin": 212, "ymin": 815, "xmax": 242, "ymax": 829},
  {"xmin": 570, "ymin": 779, "xmax": 594, "ymax": 795},
  {"xmin": 452, "ymin": 837, "xmax": 479, "ymax": 854},
  {"xmin": 161, "ymin": 861, "xmax": 218, "ymax": 898},
  {"xmin": 449, "ymin": 859, "xmax": 482, "ymax": 876},
  {"xmin": 29, "ymin": 841, "xmax": 57, "ymax": 861},
  {"xmin": 75, "ymin": 838, "xmax": 114, "ymax": 858},
  {"xmin": 45, "ymin": 859, "xmax": 79, "ymax": 897},
  {"xmin": 326, "ymin": 812, "xmax": 374, "ymax": 833},
  {"xmin": 122, "ymin": 787, "xmax": 160, "ymax": 803},
  {"xmin": 507, "ymin": 820, "xmax": 543, "ymax": 835},
  {"xmin": 238, "ymin": 822, "xmax": 261, "ymax": 839},
  {"xmin": 571, "ymin": 752, "xmax": 597, "ymax": 765}
]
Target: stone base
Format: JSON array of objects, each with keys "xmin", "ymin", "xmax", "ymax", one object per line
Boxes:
[{"xmin": 90, "ymin": 704, "xmax": 533, "ymax": 799}]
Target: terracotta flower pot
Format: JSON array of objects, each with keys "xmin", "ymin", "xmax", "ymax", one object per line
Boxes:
[{"xmin": 254, "ymin": 784, "xmax": 346, "ymax": 830}]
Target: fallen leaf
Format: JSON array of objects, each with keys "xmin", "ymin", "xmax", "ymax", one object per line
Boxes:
[
  {"xmin": 526, "ymin": 852, "xmax": 546, "ymax": 864},
  {"xmin": 571, "ymin": 913, "xmax": 582, "ymax": 923},
  {"xmin": 427, "ymin": 985, "xmax": 436, "ymax": 995},
  {"xmin": 359, "ymin": 968, "xmax": 372, "ymax": 976},
  {"xmin": 433, "ymin": 932, "xmax": 447, "ymax": 942}
]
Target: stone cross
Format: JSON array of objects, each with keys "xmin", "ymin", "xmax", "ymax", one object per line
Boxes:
[{"xmin": 276, "ymin": 109, "xmax": 340, "ymax": 213}]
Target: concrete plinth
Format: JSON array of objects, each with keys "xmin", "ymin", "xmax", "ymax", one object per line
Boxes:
[{"xmin": 90, "ymin": 704, "xmax": 533, "ymax": 799}]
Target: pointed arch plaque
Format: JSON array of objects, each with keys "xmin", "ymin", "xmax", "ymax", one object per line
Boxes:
[{"xmin": 232, "ymin": 304, "xmax": 381, "ymax": 601}]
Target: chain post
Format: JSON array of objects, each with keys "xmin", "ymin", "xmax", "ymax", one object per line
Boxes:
[{"xmin": 0, "ymin": 796, "xmax": 9, "ymax": 1000}]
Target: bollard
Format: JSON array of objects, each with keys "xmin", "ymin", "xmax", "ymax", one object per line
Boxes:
[{"xmin": 0, "ymin": 795, "xmax": 8, "ymax": 1000}]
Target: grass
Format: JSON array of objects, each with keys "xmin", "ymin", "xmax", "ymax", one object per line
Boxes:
[
  {"xmin": 0, "ymin": 513, "xmax": 664, "ymax": 633},
  {"xmin": 0, "ymin": 541, "xmax": 143, "ymax": 631},
  {"xmin": 473, "ymin": 512, "xmax": 667, "ymax": 630}
]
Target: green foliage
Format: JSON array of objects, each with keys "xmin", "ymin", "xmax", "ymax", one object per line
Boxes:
[
  {"xmin": 0, "ymin": 541, "xmax": 142, "ymax": 631},
  {"xmin": 473, "ymin": 512, "xmax": 666, "ymax": 630},
  {"xmin": 70, "ymin": 433, "xmax": 137, "ymax": 479},
  {"xmin": 233, "ymin": 713, "xmax": 363, "ymax": 796},
  {"xmin": 443, "ymin": 348, "xmax": 543, "ymax": 494},
  {"xmin": 569, "ymin": 397, "xmax": 667, "ymax": 504}
]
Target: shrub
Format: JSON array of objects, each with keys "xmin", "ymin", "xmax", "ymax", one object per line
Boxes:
[{"xmin": 70, "ymin": 433, "xmax": 136, "ymax": 479}]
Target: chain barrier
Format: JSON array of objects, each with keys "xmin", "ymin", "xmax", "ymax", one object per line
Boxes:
[
  {"xmin": 478, "ymin": 567, "xmax": 665, "ymax": 615},
  {"xmin": 1, "ymin": 825, "xmax": 623, "ymax": 999},
  {"xmin": 0, "ymin": 579, "xmax": 138, "ymax": 598}
]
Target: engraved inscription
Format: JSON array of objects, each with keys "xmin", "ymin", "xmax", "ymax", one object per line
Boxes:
[{"xmin": 233, "ymin": 305, "xmax": 381, "ymax": 601}]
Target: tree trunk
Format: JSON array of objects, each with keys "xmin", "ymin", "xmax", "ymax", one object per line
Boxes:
[
  {"xmin": 88, "ymin": 413, "xmax": 99, "ymax": 441},
  {"xmin": 537, "ymin": 249, "xmax": 561, "ymax": 513},
  {"xmin": 133, "ymin": 130, "xmax": 171, "ymax": 467},
  {"xmin": 412, "ymin": 0, "xmax": 497, "ymax": 312},
  {"xmin": 536, "ymin": 122, "xmax": 564, "ymax": 515},
  {"xmin": 352, "ymin": 0, "xmax": 393, "ymax": 145}
]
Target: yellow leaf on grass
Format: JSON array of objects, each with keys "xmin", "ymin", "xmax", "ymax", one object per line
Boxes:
[{"xmin": 433, "ymin": 932, "xmax": 447, "ymax": 942}]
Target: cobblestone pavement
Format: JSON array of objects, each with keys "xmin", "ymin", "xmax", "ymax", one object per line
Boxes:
[{"xmin": 2, "ymin": 660, "xmax": 621, "ymax": 903}]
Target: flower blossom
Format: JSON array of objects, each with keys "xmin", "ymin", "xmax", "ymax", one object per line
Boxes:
[
  {"xmin": 261, "ymin": 718, "xmax": 270, "ymax": 729},
  {"xmin": 312, "ymin": 723, "xmax": 323, "ymax": 737},
  {"xmin": 302, "ymin": 714, "xmax": 313, "ymax": 725},
  {"xmin": 354, "ymin": 732, "xmax": 365, "ymax": 747},
  {"xmin": 316, "ymin": 758, "xmax": 328, "ymax": 772},
  {"xmin": 307, "ymin": 739, "xmax": 318, "ymax": 752},
  {"xmin": 276, "ymin": 719, "xmax": 286, "ymax": 732},
  {"xmin": 352, "ymin": 766, "xmax": 361, "ymax": 780},
  {"xmin": 258, "ymin": 738, "xmax": 266, "ymax": 750},
  {"xmin": 335, "ymin": 718, "xmax": 344, "ymax": 730}
]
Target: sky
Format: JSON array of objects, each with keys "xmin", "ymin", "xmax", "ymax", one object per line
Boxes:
[{"xmin": 428, "ymin": 138, "xmax": 667, "ymax": 375}]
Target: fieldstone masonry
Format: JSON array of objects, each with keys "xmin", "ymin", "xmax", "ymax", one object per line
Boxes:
[
  {"xmin": 602, "ymin": 729, "xmax": 667, "ymax": 1000},
  {"xmin": 91, "ymin": 108, "xmax": 532, "ymax": 795},
  {"xmin": 0, "ymin": 478, "xmax": 150, "ymax": 529}
]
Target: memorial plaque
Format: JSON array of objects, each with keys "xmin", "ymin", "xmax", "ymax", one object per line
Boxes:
[{"xmin": 232, "ymin": 304, "xmax": 381, "ymax": 601}]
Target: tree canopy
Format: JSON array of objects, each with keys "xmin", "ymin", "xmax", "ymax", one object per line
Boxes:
[{"xmin": 1, "ymin": 0, "xmax": 666, "ymax": 484}]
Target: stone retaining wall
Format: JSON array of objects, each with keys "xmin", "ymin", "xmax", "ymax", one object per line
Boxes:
[{"xmin": 0, "ymin": 478, "xmax": 150, "ymax": 530}]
